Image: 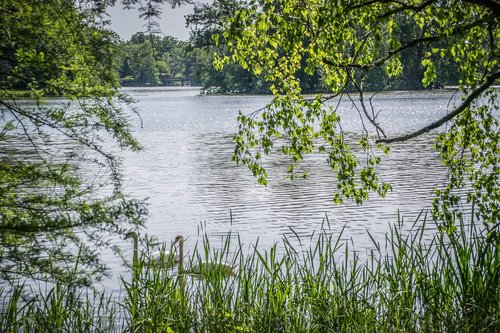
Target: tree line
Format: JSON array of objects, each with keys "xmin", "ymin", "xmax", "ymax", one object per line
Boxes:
[{"xmin": 119, "ymin": 0, "xmax": 461, "ymax": 93}]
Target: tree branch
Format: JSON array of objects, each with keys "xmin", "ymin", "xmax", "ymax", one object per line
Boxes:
[
  {"xmin": 0, "ymin": 221, "xmax": 87, "ymax": 233},
  {"xmin": 463, "ymin": 0, "xmax": 500, "ymax": 17},
  {"xmin": 376, "ymin": 71, "xmax": 500, "ymax": 144},
  {"xmin": 347, "ymin": 0, "xmax": 404, "ymax": 12},
  {"xmin": 377, "ymin": 0, "xmax": 438, "ymax": 19},
  {"xmin": 323, "ymin": 16, "xmax": 491, "ymax": 71},
  {"xmin": 323, "ymin": 36, "xmax": 439, "ymax": 70},
  {"xmin": 348, "ymin": 0, "xmax": 500, "ymax": 17}
]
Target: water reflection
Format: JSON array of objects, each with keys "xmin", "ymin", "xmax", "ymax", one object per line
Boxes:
[
  {"xmin": 118, "ymin": 88, "xmax": 453, "ymax": 272},
  {"xmin": 3, "ymin": 87, "xmax": 459, "ymax": 290}
]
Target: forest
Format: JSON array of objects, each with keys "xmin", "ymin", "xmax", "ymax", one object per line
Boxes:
[{"xmin": 118, "ymin": 0, "xmax": 461, "ymax": 93}]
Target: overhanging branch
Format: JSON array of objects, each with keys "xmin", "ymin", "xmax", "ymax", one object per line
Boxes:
[
  {"xmin": 0, "ymin": 221, "xmax": 87, "ymax": 233},
  {"xmin": 322, "ymin": 35, "xmax": 439, "ymax": 70},
  {"xmin": 323, "ymin": 15, "xmax": 492, "ymax": 71},
  {"xmin": 463, "ymin": 0, "xmax": 500, "ymax": 17},
  {"xmin": 376, "ymin": 71, "xmax": 500, "ymax": 144}
]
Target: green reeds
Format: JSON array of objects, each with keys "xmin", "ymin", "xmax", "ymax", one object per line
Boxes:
[
  {"xmin": 122, "ymin": 212, "xmax": 499, "ymax": 332},
  {"xmin": 1, "ymin": 211, "xmax": 498, "ymax": 332},
  {"xmin": 0, "ymin": 283, "xmax": 118, "ymax": 332}
]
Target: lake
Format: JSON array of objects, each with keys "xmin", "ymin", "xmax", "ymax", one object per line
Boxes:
[{"xmin": 104, "ymin": 87, "xmax": 457, "ymax": 289}]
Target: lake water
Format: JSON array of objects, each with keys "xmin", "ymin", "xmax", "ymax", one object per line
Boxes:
[{"xmin": 101, "ymin": 86, "xmax": 458, "ymax": 289}]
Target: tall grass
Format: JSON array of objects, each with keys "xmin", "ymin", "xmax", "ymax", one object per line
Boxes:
[
  {"xmin": 0, "ymin": 283, "xmax": 119, "ymax": 332},
  {"xmin": 1, "ymin": 212, "xmax": 498, "ymax": 332},
  {"xmin": 122, "ymin": 212, "xmax": 499, "ymax": 332}
]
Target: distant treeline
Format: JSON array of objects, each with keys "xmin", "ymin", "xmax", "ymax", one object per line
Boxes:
[
  {"xmin": 118, "ymin": 31, "xmax": 271, "ymax": 93},
  {"xmin": 118, "ymin": 0, "xmax": 461, "ymax": 93}
]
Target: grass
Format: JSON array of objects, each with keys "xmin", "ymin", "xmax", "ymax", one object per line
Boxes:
[
  {"xmin": 1, "ymin": 211, "xmax": 499, "ymax": 332},
  {"xmin": 0, "ymin": 283, "xmax": 119, "ymax": 332}
]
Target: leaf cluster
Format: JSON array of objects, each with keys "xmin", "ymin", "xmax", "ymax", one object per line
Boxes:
[
  {"xmin": 219, "ymin": 0, "xmax": 500, "ymax": 228},
  {"xmin": 0, "ymin": 0, "xmax": 148, "ymax": 286}
]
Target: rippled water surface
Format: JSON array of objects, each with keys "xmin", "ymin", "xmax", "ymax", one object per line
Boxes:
[{"xmin": 101, "ymin": 86, "xmax": 460, "ymax": 286}]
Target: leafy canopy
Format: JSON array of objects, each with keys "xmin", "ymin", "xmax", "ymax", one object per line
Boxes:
[
  {"xmin": 0, "ymin": 0, "xmax": 193, "ymax": 287},
  {"xmin": 218, "ymin": 0, "xmax": 500, "ymax": 230},
  {"xmin": 0, "ymin": 0, "xmax": 172, "ymax": 286}
]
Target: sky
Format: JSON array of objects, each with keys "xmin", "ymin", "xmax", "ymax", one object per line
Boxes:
[{"xmin": 107, "ymin": 2, "xmax": 200, "ymax": 41}]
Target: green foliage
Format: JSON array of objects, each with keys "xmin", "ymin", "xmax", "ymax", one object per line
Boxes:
[
  {"xmin": 120, "ymin": 212, "xmax": 499, "ymax": 332},
  {"xmin": 219, "ymin": 0, "xmax": 500, "ymax": 227},
  {"xmin": 120, "ymin": 33, "xmax": 191, "ymax": 86},
  {"xmin": 124, "ymin": 39, "xmax": 161, "ymax": 85},
  {"xmin": 1, "ymin": 212, "xmax": 498, "ymax": 332},
  {"xmin": 186, "ymin": 0, "xmax": 270, "ymax": 93},
  {"xmin": 0, "ymin": 0, "xmax": 147, "ymax": 286},
  {"xmin": 0, "ymin": 283, "xmax": 118, "ymax": 332},
  {"xmin": 434, "ymin": 92, "xmax": 500, "ymax": 230}
]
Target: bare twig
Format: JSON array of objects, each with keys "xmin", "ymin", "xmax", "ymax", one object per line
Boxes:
[{"xmin": 348, "ymin": 71, "xmax": 387, "ymax": 138}]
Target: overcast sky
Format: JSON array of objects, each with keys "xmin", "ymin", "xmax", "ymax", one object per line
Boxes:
[{"xmin": 107, "ymin": 2, "xmax": 200, "ymax": 41}]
